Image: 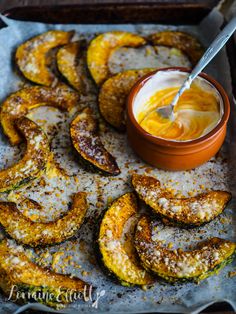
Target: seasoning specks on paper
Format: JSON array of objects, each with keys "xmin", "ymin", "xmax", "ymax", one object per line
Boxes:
[{"xmin": 0, "ymin": 12, "xmax": 235, "ymax": 314}]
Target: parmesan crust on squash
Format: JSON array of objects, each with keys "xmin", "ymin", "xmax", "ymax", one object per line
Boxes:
[
  {"xmin": 98, "ymin": 193, "xmax": 154, "ymax": 286},
  {"xmin": 0, "ymin": 85, "xmax": 79, "ymax": 145},
  {"xmin": 87, "ymin": 31, "xmax": 146, "ymax": 86},
  {"xmin": 132, "ymin": 174, "xmax": 231, "ymax": 227},
  {"xmin": 15, "ymin": 30, "xmax": 74, "ymax": 86},
  {"xmin": 149, "ymin": 31, "xmax": 203, "ymax": 66},
  {"xmin": 57, "ymin": 41, "xmax": 88, "ymax": 93},
  {"xmin": 0, "ymin": 239, "xmax": 90, "ymax": 309},
  {"xmin": 99, "ymin": 69, "xmax": 153, "ymax": 130},
  {"xmin": 135, "ymin": 215, "xmax": 236, "ymax": 283},
  {"xmin": 70, "ymin": 107, "xmax": 120, "ymax": 175},
  {"xmin": 0, "ymin": 192, "xmax": 87, "ymax": 247},
  {"xmin": 0, "ymin": 117, "xmax": 50, "ymax": 193}
]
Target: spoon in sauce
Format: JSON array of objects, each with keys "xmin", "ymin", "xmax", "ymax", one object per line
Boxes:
[{"xmin": 156, "ymin": 16, "xmax": 236, "ymax": 121}]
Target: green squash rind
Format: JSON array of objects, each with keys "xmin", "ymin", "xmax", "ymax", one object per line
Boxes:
[
  {"xmin": 132, "ymin": 174, "xmax": 231, "ymax": 228},
  {"xmin": 97, "ymin": 193, "xmax": 154, "ymax": 287},
  {"xmin": 70, "ymin": 107, "xmax": 120, "ymax": 176},
  {"xmin": 134, "ymin": 215, "xmax": 236, "ymax": 283},
  {"xmin": 0, "ymin": 117, "xmax": 50, "ymax": 193},
  {"xmin": 0, "ymin": 239, "xmax": 91, "ymax": 309},
  {"xmin": 0, "ymin": 192, "xmax": 88, "ymax": 247}
]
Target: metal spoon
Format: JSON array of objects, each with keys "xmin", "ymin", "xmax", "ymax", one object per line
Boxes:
[{"xmin": 156, "ymin": 16, "xmax": 236, "ymax": 121}]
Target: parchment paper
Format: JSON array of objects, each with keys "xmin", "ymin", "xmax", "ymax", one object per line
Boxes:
[{"xmin": 0, "ymin": 8, "xmax": 235, "ymax": 314}]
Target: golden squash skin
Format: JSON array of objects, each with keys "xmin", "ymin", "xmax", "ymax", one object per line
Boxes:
[
  {"xmin": 0, "ymin": 117, "xmax": 50, "ymax": 193},
  {"xmin": 0, "ymin": 239, "xmax": 90, "ymax": 309},
  {"xmin": 0, "ymin": 192, "xmax": 87, "ymax": 247},
  {"xmin": 15, "ymin": 30, "xmax": 74, "ymax": 86},
  {"xmin": 98, "ymin": 193, "xmax": 154, "ymax": 286},
  {"xmin": 0, "ymin": 85, "xmax": 79, "ymax": 146},
  {"xmin": 149, "ymin": 31, "xmax": 203, "ymax": 66},
  {"xmin": 70, "ymin": 107, "xmax": 120, "ymax": 176},
  {"xmin": 99, "ymin": 69, "xmax": 153, "ymax": 131},
  {"xmin": 18, "ymin": 198, "xmax": 43, "ymax": 219},
  {"xmin": 57, "ymin": 41, "xmax": 87, "ymax": 93},
  {"xmin": 87, "ymin": 31, "xmax": 146, "ymax": 86},
  {"xmin": 134, "ymin": 216, "xmax": 236, "ymax": 283},
  {"xmin": 132, "ymin": 174, "xmax": 231, "ymax": 227}
]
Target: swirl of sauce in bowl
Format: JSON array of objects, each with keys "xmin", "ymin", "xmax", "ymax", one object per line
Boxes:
[
  {"xmin": 134, "ymin": 71, "xmax": 222, "ymax": 142},
  {"xmin": 128, "ymin": 68, "xmax": 229, "ymax": 170}
]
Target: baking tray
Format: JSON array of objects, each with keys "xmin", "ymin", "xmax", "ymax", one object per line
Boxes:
[
  {"xmin": 1, "ymin": 1, "xmax": 220, "ymax": 24},
  {"xmin": 2, "ymin": 2, "xmax": 236, "ymax": 99},
  {"xmin": 0, "ymin": 2, "xmax": 236, "ymax": 314}
]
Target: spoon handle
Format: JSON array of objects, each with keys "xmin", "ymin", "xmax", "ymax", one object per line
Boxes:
[
  {"xmin": 189, "ymin": 16, "xmax": 236, "ymax": 82},
  {"xmin": 171, "ymin": 16, "xmax": 236, "ymax": 107}
]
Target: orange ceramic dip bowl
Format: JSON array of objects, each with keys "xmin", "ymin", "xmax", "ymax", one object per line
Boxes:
[{"xmin": 126, "ymin": 67, "xmax": 230, "ymax": 171}]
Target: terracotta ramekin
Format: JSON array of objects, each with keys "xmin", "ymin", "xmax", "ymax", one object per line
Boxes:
[{"xmin": 126, "ymin": 67, "xmax": 230, "ymax": 171}]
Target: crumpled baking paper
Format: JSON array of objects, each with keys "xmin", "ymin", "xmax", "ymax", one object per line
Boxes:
[{"xmin": 0, "ymin": 7, "xmax": 235, "ymax": 314}]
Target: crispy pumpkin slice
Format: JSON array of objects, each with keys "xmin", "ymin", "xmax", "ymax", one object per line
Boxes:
[
  {"xmin": 57, "ymin": 41, "xmax": 88, "ymax": 93},
  {"xmin": 15, "ymin": 30, "xmax": 74, "ymax": 86},
  {"xmin": 99, "ymin": 69, "xmax": 153, "ymax": 131},
  {"xmin": 0, "ymin": 239, "xmax": 90, "ymax": 309},
  {"xmin": 70, "ymin": 107, "xmax": 120, "ymax": 175},
  {"xmin": 0, "ymin": 192, "xmax": 87, "ymax": 247},
  {"xmin": 149, "ymin": 31, "xmax": 203, "ymax": 66},
  {"xmin": 98, "ymin": 193, "xmax": 154, "ymax": 286},
  {"xmin": 132, "ymin": 174, "xmax": 231, "ymax": 227},
  {"xmin": 87, "ymin": 31, "xmax": 146, "ymax": 86},
  {"xmin": 0, "ymin": 85, "xmax": 79, "ymax": 145},
  {"xmin": 0, "ymin": 117, "xmax": 50, "ymax": 193},
  {"xmin": 19, "ymin": 198, "xmax": 43, "ymax": 212},
  {"xmin": 135, "ymin": 216, "xmax": 236, "ymax": 283}
]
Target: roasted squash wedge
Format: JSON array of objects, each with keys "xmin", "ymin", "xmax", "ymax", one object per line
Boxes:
[
  {"xmin": 98, "ymin": 193, "xmax": 154, "ymax": 286},
  {"xmin": 0, "ymin": 117, "xmax": 50, "ymax": 193},
  {"xmin": 15, "ymin": 30, "xmax": 74, "ymax": 86},
  {"xmin": 132, "ymin": 174, "xmax": 231, "ymax": 227},
  {"xmin": 0, "ymin": 192, "xmax": 87, "ymax": 247},
  {"xmin": 99, "ymin": 69, "xmax": 153, "ymax": 131},
  {"xmin": 19, "ymin": 198, "xmax": 43, "ymax": 215},
  {"xmin": 0, "ymin": 85, "xmax": 79, "ymax": 145},
  {"xmin": 149, "ymin": 31, "xmax": 203, "ymax": 66},
  {"xmin": 57, "ymin": 41, "xmax": 87, "ymax": 93},
  {"xmin": 0, "ymin": 239, "xmax": 90, "ymax": 309},
  {"xmin": 70, "ymin": 107, "xmax": 120, "ymax": 175},
  {"xmin": 135, "ymin": 216, "xmax": 236, "ymax": 283},
  {"xmin": 87, "ymin": 31, "xmax": 146, "ymax": 86}
]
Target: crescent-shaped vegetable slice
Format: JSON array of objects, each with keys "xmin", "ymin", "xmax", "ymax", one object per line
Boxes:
[
  {"xmin": 0, "ymin": 117, "xmax": 50, "ymax": 193},
  {"xmin": 0, "ymin": 192, "xmax": 87, "ymax": 247},
  {"xmin": 15, "ymin": 30, "xmax": 74, "ymax": 86},
  {"xmin": 99, "ymin": 69, "xmax": 153, "ymax": 131},
  {"xmin": 0, "ymin": 85, "xmax": 79, "ymax": 145},
  {"xmin": 98, "ymin": 193, "xmax": 154, "ymax": 286},
  {"xmin": 57, "ymin": 41, "xmax": 87, "ymax": 93},
  {"xmin": 0, "ymin": 239, "xmax": 90, "ymax": 309},
  {"xmin": 132, "ymin": 174, "xmax": 231, "ymax": 227},
  {"xmin": 135, "ymin": 216, "xmax": 236, "ymax": 283},
  {"xmin": 87, "ymin": 31, "xmax": 146, "ymax": 86},
  {"xmin": 70, "ymin": 107, "xmax": 120, "ymax": 175},
  {"xmin": 149, "ymin": 31, "xmax": 203, "ymax": 66}
]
